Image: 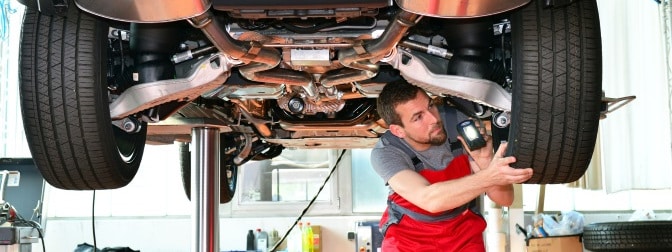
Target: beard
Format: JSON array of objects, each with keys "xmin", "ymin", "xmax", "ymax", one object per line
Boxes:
[
  {"xmin": 401, "ymin": 122, "xmax": 448, "ymax": 147},
  {"xmin": 429, "ymin": 125, "xmax": 448, "ymax": 146}
]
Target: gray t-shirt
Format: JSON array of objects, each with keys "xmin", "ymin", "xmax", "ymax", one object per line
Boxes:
[{"xmin": 370, "ymin": 109, "xmax": 469, "ymax": 183}]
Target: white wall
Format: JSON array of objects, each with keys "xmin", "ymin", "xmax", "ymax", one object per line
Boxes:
[
  {"xmin": 32, "ymin": 211, "xmax": 672, "ymax": 252},
  {"xmin": 30, "ymin": 144, "xmax": 381, "ymax": 252},
  {"xmin": 34, "ymin": 215, "xmax": 381, "ymax": 252}
]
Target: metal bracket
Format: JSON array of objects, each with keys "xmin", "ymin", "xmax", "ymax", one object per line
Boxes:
[
  {"xmin": 35, "ymin": 0, "xmax": 69, "ymax": 16},
  {"xmin": 543, "ymin": 0, "xmax": 576, "ymax": 8},
  {"xmin": 382, "ymin": 49, "xmax": 512, "ymax": 112},
  {"xmin": 109, "ymin": 53, "xmax": 237, "ymax": 120},
  {"xmin": 600, "ymin": 93, "xmax": 637, "ymax": 120}
]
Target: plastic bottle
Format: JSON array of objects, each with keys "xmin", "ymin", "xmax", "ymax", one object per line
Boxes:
[
  {"xmin": 246, "ymin": 229, "xmax": 255, "ymax": 251},
  {"xmin": 268, "ymin": 229, "xmax": 279, "ymax": 250},
  {"xmin": 287, "ymin": 222, "xmax": 303, "ymax": 252},
  {"xmin": 302, "ymin": 222, "xmax": 314, "ymax": 252},
  {"xmin": 256, "ymin": 228, "xmax": 269, "ymax": 252}
]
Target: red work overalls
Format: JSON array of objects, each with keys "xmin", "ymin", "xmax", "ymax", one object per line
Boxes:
[{"xmin": 379, "ymin": 155, "xmax": 487, "ymax": 252}]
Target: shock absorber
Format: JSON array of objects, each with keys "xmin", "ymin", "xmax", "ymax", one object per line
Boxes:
[
  {"xmin": 441, "ymin": 19, "xmax": 495, "ymax": 79},
  {"xmin": 130, "ymin": 23, "xmax": 183, "ymax": 83}
]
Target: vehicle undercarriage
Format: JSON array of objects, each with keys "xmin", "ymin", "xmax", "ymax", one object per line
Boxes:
[{"xmin": 16, "ymin": 0, "xmax": 604, "ymax": 202}]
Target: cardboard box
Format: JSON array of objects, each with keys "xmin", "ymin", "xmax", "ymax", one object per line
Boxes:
[
  {"xmin": 526, "ymin": 235, "xmax": 583, "ymax": 252},
  {"xmin": 312, "ymin": 225, "xmax": 322, "ymax": 252}
]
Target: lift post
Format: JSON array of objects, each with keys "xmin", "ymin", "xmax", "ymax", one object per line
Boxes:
[{"xmin": 191, "ymin": 127, "xmax": 221, "ymax": 252}]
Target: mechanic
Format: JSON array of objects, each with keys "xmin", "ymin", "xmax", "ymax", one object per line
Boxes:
[{"xmin": 370, "ymin": 80, "xmax": 534, "ymax": 251}]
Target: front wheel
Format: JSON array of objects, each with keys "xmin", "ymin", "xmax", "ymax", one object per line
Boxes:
[
  {"xmin": 505, "ymin": 0, "xmax": 602, "ymax": 183},
  {"xmin": 19, "ymin": 4, "xmax": 146, "ymax": 189}
]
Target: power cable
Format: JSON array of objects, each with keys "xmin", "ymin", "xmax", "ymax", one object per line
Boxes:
[
  {"xmin": 92, "ymin": 190, "xmax": 98, "ymax": 251},
  {"xmin": 12, "ymin": 212, "xmax": 46, "ymax": 252}
]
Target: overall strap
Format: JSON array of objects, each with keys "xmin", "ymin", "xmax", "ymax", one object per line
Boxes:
[
  {"xmin": 438, "ymin": 105, "xmax": 463, "ymax": 156},
  {"xmin": 388, "ymin": 198, "xmax": 470, "ymax": 223},
  {"xmin": 380, "ymin": 131, "xmax": 424, "ymax": 170}
]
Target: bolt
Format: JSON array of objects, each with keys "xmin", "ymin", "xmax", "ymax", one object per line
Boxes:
[
  {"xmin": 497, "ymin": 116, "xmax": 508, "ymax": 126},
  {"xmin": 493, "ymin": 112, "xmax": 511, "ymax": 128},
  {"xmin": 123, "ymin": 120, "xmax": 136, "ymax": 132}
]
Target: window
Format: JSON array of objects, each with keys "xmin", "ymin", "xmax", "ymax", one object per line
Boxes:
[
  {"xmin": 237, "ymin": 150, "xmax": 331, "ymax": 203},
  {"xmin": 230, "ymin": 149, "xmax": 342, "ymax": 216},
  {"xmin": 351, "ymin": 149, "xmax": 387, "ymax": 213},
  {"xmin": 269, "ymin": 168, "xmax": 331, "ymax": 202}
]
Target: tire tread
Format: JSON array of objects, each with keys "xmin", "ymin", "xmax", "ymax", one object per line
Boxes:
[
  {"xmin": 510, "ymin": 0, "xmax": 602, "ymax": 183},
  {"xmin": 19, "ymin": 5, "xmax": 144, "ymax": 190}
]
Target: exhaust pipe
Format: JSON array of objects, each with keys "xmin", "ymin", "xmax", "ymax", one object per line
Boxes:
[
  {"xmin": 190, "ymin": 10, "xmax": 419, "ymax": 93},
  {"xmin": 189, "ymin": 12, "xmax": 315, "ymax": 97},
  {"xmin": 338, "ymin": 10, "xmax": 420, "ymax": 71},
  {"xmin": 327, "ymin": 10, "xmax": 419, "ymax": 87}
]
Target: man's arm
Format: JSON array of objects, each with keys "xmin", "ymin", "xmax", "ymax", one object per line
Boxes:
[
  {"xmin": 485, "ymin": 184, "xmax": 515, "ymax": 206},
  {"xmin": 458, "ymin": 121, "xmax": 517, "ymax": 207},
  {"xmin": 387, "ymin": 144, "xmax": 532, "ymax": 213},
  {"xmin": 387, "ymin": 169, "xmax": 490, "ymax": 213},
  {"xmin": 470, "ymin": 159, "xmax": 515, "ymax": 206}
]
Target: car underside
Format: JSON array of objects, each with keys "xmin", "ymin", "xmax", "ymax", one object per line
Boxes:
[{"xmin": 16, "ymin": 0, "xmax": 604, "ymax": 202}]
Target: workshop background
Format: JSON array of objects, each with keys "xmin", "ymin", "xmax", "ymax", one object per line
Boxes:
[{"xmin": 1, "ymin": 0, "xmax": 672, "ymax": 251}]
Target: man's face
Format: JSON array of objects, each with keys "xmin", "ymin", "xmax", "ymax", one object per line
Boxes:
[{"xmin": 392, "ymin": 90, "xmax": 447, "ymax": 151}]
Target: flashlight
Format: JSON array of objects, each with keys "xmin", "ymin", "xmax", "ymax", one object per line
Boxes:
[{"xmin": 456, "ymin": 119, "xmax": 486, "ymax": 150}]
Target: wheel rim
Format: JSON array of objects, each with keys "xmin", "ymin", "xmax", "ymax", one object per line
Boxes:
[
  {"xmin": 114, "ymin": 127, "xmax": 141, "ymax": 163},
  {"xmin": 225, "ymin": 164, "xmax": 237, "ymax": 193}
]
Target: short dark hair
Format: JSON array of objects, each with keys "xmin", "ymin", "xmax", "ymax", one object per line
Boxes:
[{"xmin": 377, "ymin": 79, "xmax": 424, "ymax": 126}]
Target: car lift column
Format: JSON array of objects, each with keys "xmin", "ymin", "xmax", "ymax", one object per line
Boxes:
[{"xmin": 191, "ymin": 127, "xmax": 220, "ymax": 252}]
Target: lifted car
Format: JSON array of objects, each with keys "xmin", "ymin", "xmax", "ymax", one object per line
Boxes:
[{"xmin": 16, "ymin": 0, "xmax": 603, "ymax": 202}]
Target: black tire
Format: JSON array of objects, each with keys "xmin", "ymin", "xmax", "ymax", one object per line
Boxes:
[
  {"xmin": 179, "ymin": 137, "xmax": 238, "ymax": 204},
  {"xmin": 251, "ymin": 145, "xmax": 284, "ymax": 161},
  {"xmin": 19, "ymin": 5, "xmax": 146, "ymax": 189},
  {"xmin": 507, "ymin": 0, "xmax": 602, "ymax": 183},
  {"xmin": 583, "ymin": 221, "xmax": 672, "ymax": 251},
  {"xmin": 16, "ymin": 0, "xmax": 38, "ymax": 10}
]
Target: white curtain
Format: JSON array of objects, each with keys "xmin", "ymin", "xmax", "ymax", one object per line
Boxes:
[
  {"xmin": 598, "ymin": 0, "xmax": 672, "ymax": 193},
  {"xmin": 0, "ymin": 1, "xmax": 28, "ymax": 157},
  {"xmin": 664, "ymin": 1, "xmax": 672, "ymax": 131},
  {"xmin": 568, "ymin": 132, "xmax": 603, "ymax": 190}
]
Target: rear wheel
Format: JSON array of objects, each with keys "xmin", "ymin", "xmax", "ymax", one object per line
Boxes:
[
  {"xmin": 19, "ymin": 5, "xmax": 146, "ymax": 189},
  {"xmin": 179, "ymin": 134, "xmax": 240, "ymax": 204},
  {"xmin": 506, "ymin": 0, "xmax": 602, "ymax": 183}
]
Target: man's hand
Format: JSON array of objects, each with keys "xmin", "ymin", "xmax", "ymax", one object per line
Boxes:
[
  {"xmin": 456, "ymin": 120, "xmax": 493, "ymax": 171},
  {"xmin": 480, "ymin": 142, "xmax": 534, "ymax": 186}
]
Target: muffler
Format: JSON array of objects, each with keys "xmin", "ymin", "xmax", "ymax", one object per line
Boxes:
[
  {"xmin": 76, "ymin": 0, "xmax": 212, "ymax": 23},
  {"xmin": 395, "ymin": 0, "xmax": 530, "ymax": 18}
]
